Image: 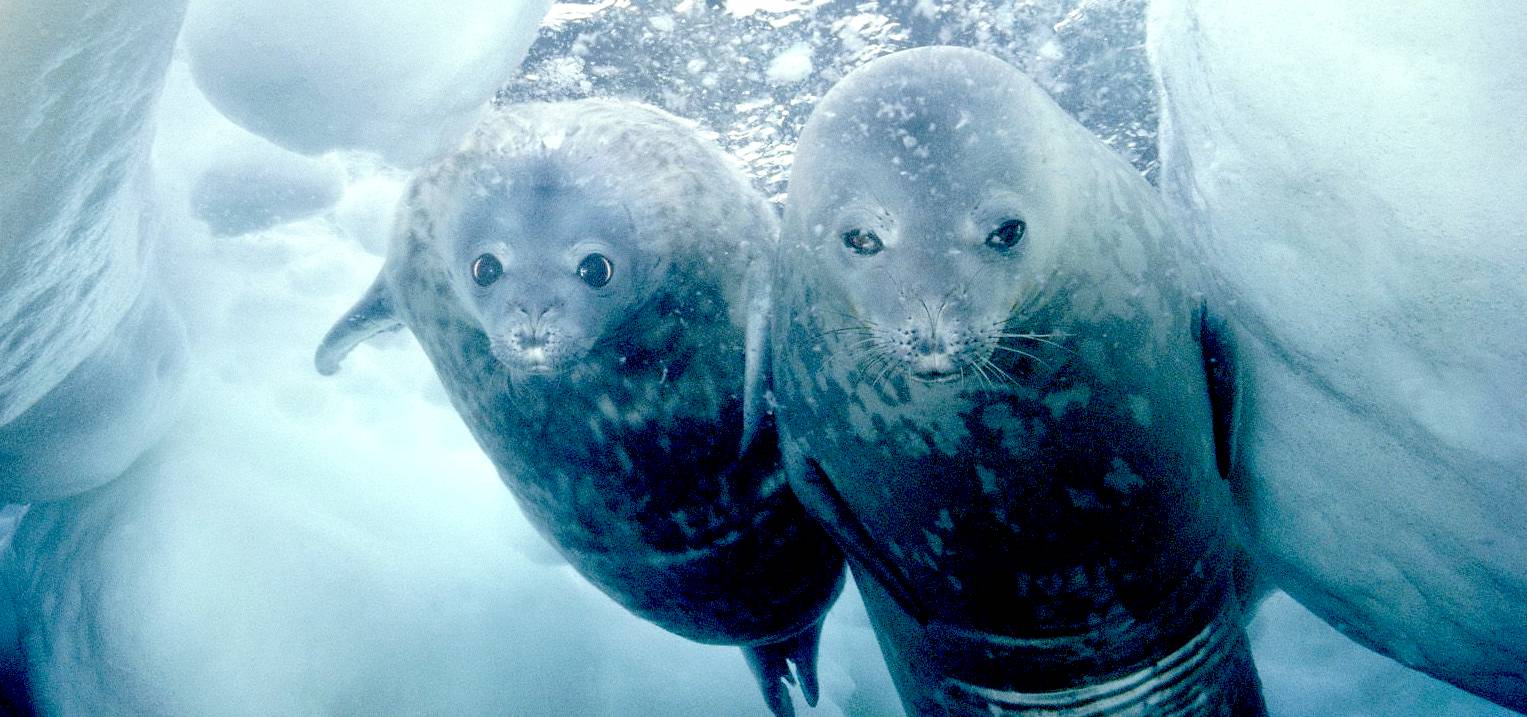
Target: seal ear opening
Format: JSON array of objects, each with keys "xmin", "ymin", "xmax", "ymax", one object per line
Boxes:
[{"xmin": 314, "ymin": 274, "xmax": 403, "ymax": 376}]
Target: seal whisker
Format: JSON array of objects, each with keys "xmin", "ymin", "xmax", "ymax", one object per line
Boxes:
[
  {"xmin": 811, "ymin": 325, "xmax": 875, "ymax": 340},
  {"xmin": 918, "ymin": 297, "xmax": 938, "ymax": 334},
  {"xmin": 992, "ymin": 344, "xmax": 1054, "ymax": 372},
  {"xmin": 859, "ymin": 349, "xmax": 899, "ymax": 385},
  {"xmin": 844, "ymin": 340, "xmax": 892, "ymax": 373},
  {"xmin": 845, "ymin": 336, "xmax": 890, "ymax": 351},
  {"xmin": 992, "ymin": 330, "xmax": 1075, "ymax": 354},
  {"xmin": 965, "ymin": 357, "xmax": 998, "ymax": 392},
  {"xmin": 976, "ymin": 355, "xmax": 1022, "ymax": 388}
]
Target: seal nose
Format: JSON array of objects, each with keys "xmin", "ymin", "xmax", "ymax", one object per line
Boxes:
[
  {"xmin": 517, "ymin": 330, "xmax": 547, "ymax": 349},
  {"xmin": 912, "ymin": 334, "xmax": 948, "ymax": 356}
]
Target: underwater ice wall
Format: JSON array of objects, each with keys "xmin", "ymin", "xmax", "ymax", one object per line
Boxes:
[
  {"xmin": 1150, "ymin": 0, "xmax": 1527, "ymax": 709},
  {"xmin": 0, "ymin": 0, "xmax": 191, "ymax": 500}
]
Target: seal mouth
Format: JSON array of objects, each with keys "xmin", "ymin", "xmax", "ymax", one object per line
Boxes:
[
  {"xmin": 909, "ymin": 353, "xmax": 961, "ymax": 383},
  {"xmin": 490, "ymin": 339, "xmax": 564, "ymax": 375},
  {"xmin": 909, "ymin": 369, "xmax": 962, "ymax": 384}
]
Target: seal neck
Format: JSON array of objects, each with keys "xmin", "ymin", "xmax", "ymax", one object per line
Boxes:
[{"xmin": 941, "ymin": 604, "xmax": 1265, "ymax": 716}]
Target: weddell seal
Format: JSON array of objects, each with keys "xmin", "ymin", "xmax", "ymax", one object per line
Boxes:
[
  {"xmin": 769, "ymin": 47, "xmax": 1266, "ymax": 715},
  {"xmin": 315, "ymin": 98, "xmax": 844, "ymax": 717}
]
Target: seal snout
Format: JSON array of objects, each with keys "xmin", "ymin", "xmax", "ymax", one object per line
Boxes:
[
  {"xmin": 907, "ymin": 332, "xmax": 957, "ymax": 382},
  {"xmin": 489, "ymin": 310, "xmax": 569, "ymax": 374},
  {"xmin": 895, "ymin": 313, "xmax": 987, "ymax": 384}
]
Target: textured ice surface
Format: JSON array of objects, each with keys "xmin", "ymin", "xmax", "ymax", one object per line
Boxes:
[
  {"xmin": 182, "ymin": 0, "xmax": 553, "ymax": 166},
  {"xmin": 0, "ymin": 0, "xmax": 190, "ymax": 499},
  {"xmin": 1151, "ymin": 0, "xmax": 1527, "ymax": 709},
  {"xmin": 502, "ymin": 0, "xmax": 1160, "ymax": 201},
  {"xmin": 0, "ymin": 0, "xmax": 185, "ymax": 425},
  {"xmin": 1250, "ymin": 593, "xmax": 1512, "ymax": 717}
]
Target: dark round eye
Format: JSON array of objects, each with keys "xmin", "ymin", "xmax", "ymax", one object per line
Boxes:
[
  {"xmin": 471, "ymin": 253, "xmax": 503, "ymax": 287},
  {"xmin": 985, "ymin": 219, "xmax": 1027, "ymax": 250},
  {"xmin": 577, "ymin": 252, "xmax": 613, "ymax": 288},
  {"xmin": 842, "ymin": 229, "xmax": 883, "ymax": 256}
]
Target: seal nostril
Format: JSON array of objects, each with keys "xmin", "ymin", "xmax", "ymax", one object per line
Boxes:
[
  {"xmin": 517, "ymin": 330, "xmax": 547, "ymax": 349},
  {"xmin": 911, "ymin": 333, "xmax": 949, "ymax": 356}
]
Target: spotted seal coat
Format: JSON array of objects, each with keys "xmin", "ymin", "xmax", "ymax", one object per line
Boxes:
[
  {"xmin": 770, "ymin": 47, "xmax": 1264, "ymax": 715},
  {"xmin": 317, "ymin": 99, "xmax": 844, "ymax": 717}
]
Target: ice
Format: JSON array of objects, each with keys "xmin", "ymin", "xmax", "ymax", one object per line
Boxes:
[
  {"xmin": 0, "ymin": 0, "xmax": 190, "ymax": 499},
  {"xmin": 154, "ymin": 61, "xmax": 346, "ymax": 238},
  {"xmin": 1150, "ymin": 0, "xmax": 1527, "ymax": 708},
  {"xmin": 181, "ymin": 0, "xmax": 553, "ymax": 166},
  {"xmin": 1250, "ymin": 593, "xmax": 1513, "ymax": 717},
  {"xmin": 767, "ymin": 43, "xmax": 815, "ymax": 84}
]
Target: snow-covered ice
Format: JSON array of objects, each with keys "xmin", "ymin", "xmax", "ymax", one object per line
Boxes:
[{"xmin": 1151, "ymin": 0, "xmax": 1527, "ymax": 709}]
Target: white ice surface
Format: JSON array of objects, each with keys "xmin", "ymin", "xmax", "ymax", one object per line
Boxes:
[
  {"xmin": 1150, "ymin": 0, "xmax": 1527, "ymax": 708},
  {"xmin": 153, "ymin": 60, "xmax": 346, "ymax": 238},
  {"xmin": 0, "ymin": 0, "xmax": 191, "ymax": 500},
  {"xmin": 181, "ymin": 0, "xmax": 553, "ymax": 166}
]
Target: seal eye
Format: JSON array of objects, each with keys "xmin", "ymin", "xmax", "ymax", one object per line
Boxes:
[
  {"xmin": 985, "ymin": 219, "xmax": 1027, "ymax": 250},
  {"xmin": 842, "ymin": 229, "xmax": 883, "ymax": 256},
  {"xmin": 577, "ymin": 252, "xmax": 613, "ymax": 288},
  {"xmin": 471, "ymin": 253, "xmax": 503, "ymax": 287}
]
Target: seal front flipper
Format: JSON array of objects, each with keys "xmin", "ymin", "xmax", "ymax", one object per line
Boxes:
[
  {"xmin": 315, "ymin": 273, "xmax": 403, "ymax": 376},
  {"xmin": 780, "ymin": 436, "xmax": 930, "ymax": 625},
  {"xmin": 740, "ymin": 251, "xmax": 773, "ymax": 456},
  {"xmin": 1196, "ymin": 302, "xmax": 1241, "ymax": 482}
]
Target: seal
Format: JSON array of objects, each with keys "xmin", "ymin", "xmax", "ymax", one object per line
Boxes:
[
  {"xmin": 769, "ymin": 47, "xmax": 1265, "ymax": 715},
  {"xmin": 315, "ymin": 98, "xmax": 844, "ymax": 717}
]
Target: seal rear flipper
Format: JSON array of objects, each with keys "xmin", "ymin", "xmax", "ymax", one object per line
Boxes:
[
  {"xmin": 742, "ymin": 620, "xmax": 826, "ymax": 717},
  {"xmin": 780, "ymin": 437, "xmax": 930, "ymax": 625},
  {"xmin": 1196, "ymin": 302, "xmax": 1241, "ymax": 482},
  {"xmin": 314, "ymin": 274, "xmax": 403, "ymax": 376},
  {"xmin": 784, "ymin": 621, "xmax": 824, "ymax": 707},
  {"xmin": 742, "ymin": 643, "xmax": 796, "ymax": 717}
]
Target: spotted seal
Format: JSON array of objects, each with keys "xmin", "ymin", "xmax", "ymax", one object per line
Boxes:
[
  {"xmin": 316, "ymin": 99, "xmax": 843, "ymax": 717},
  {"xmin": 769, "ymin": 47, "xmax": 1264, "ymax": 715}
]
